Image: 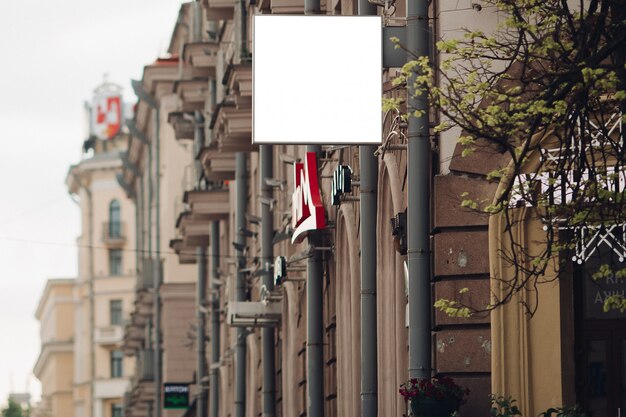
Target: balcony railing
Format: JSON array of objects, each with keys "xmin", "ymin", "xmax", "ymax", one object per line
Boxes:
[
  {"xmin": 94, "ymin": 325, "xmax": 124, "ymax": 345},
  {"xmin": 102, "ymin": 222, "xmax": 126, "ymax": 246}
]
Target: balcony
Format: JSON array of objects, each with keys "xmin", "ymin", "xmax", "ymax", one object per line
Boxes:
[
  {"xmin": 174, "ymin": 79, "xmax": 208, "ymax": 112},
  {"xmin": 94, "ymin": 378, "xmax": 129, "ymax": 399},
  {"xmin": 136, "ymin": 258, "xmax": 160, "ymax": 291},
  {"xmin": 168, "ymin": 112, "xmax": 196, "ymax": 141},
  {"xmin": 226, "ymin": 301, "xmax": 282, "ymax": 327},
  {"xmin": 182, "ymin": 42, "xmax": 219, "ymax": 79},
  {"xmin": 138, "ymin": 349, "xmax": 155, "ymax": 381},
  {"xmin": 94, "ymin": 325, "xmax": 124, "ymax": 345},
  {"xmin": 202, "ymin": 0, "xmax": 234, "ymax": 20},
  {"xmin": 102, "ymin": 222, "xmax": 126, "ymax": 247},
  {"xmin": 271, "ymin": 0, "xmax": 304, "ymax": 13},
  {"xmin": 169, "ymin": 239, "xmax": 198, "ymax": 265}
]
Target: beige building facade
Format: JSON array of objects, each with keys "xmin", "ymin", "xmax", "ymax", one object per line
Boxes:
[
  {"xmin": 59, "ymin": 127, "xmax": 136, "ymax": 417},
  {"xmin": 120, "ymin": 49, "xmax": 199, "ymax": 417},
  {"xmin": 34, "ymin": 279, "xmax": 76, "ymax": 417}
]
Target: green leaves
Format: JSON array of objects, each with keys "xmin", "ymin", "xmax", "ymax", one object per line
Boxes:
[
  {"xmin": 489, "ymin": 395, "xmax": 522, "ymax": 417},
  {"xmin": 390, "ymin": 0, "xmax": 626, "ymax": 316},
  {"xmin": 433, "ymin": 298, "xmax": 472, "ymax": 318}
]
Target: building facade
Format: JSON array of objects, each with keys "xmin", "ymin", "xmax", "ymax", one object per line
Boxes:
[
  {"xmin": 63, "ymin": 118, "xmax": 137, "ymax": 417},
  {"xmin": 113, "ymin": 2, "xmax": 494, "ymax": 417},
  {"xmin": 34, "ymin": 279, "xmax": 75, "ymax": 417},
  {"xmin": 34, "ymin": 2, "xmax": 626, "ymax": 417}
]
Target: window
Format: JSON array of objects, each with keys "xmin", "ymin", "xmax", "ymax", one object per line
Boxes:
[
  {"xmin": 111, "ymin": 350, "xmax": 124, "ymax": 378},
  {"xmin": 111, "ymin": 404, "xmax": 123, "ymax": 417},
  {"xmin": 110, "ymin": 300, "xmax": 122, "ymax": 326},
  {"xmin": 109, "ymin": 249, "xmax": 122, "ymax": 276},
  {"xmin": 109, "ymin": 200, "xmax": 121, "ymax": 238}
]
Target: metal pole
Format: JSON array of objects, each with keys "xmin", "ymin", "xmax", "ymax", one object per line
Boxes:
[
  {"xmin": 307, "ymin": 231, "xmax": 324, "ymax": 417},
  {"xmin": 260, "ymin": 145, "xmax": 276, "ymax": 417},
  {"xmin": 210, "ymin": 221, "xmax": 220, "ymax": 417},
  {"xmin": 303, "ymin": 0, "xmax": 322, "ymax": 404},
  {"xmin": 235, "ymin": 152, "xmax": 247, "ymax": 417},
  {"xmin": 407, "ymin": 0, "xmax": 432, "ymax": 380},
  {"xmin": 239, "ymin": 0, "xmax": 248, "ymax": 60},
  {"xmin": 304, "ymin": 0, "xmax": 320, "ymax": 15},
  {"xmin": 154, "ymin": 107, "xmax": 163, "ymax": 417},
  {"xmin": 197, "ymin": 247, "xmax": 208, "ymax": 417},
  {"xmin": 359, "ymin": 147, "xmax": 379, "ymax": 416},
  {"xmin": 194, "ymin": 109, "xmax": 208, "ymax": 417},
  {"xmin": 357, "ymin": 0, "xmax": 379, "ymax": 415}
]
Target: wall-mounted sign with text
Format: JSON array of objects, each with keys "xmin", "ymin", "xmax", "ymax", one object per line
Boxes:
[
  {"xmin": 163, "ymin": 383, "xmax": 189, "ymax": 410},
  {"xmin": 292, "ymin": 152, "xmax": 326, "ymax": 243},
  {"xmin": 274, "ymin": 256, "xmax": 287, "ymax": 286},
  {"xmin": 331, "ymin": 165, "xmax": 353, "ymax": 205}
]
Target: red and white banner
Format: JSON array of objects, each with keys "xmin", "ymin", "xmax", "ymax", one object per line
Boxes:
[
  {"xmin": 291, "ymin": 152, "xmax": 326, "ymax": 243},
  {"xmin": 92, "ymin": 94, "xmax": 121, "ymax": 140}
]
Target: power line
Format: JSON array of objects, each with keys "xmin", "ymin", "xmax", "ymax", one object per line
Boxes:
[{"xmin": 0, "ymin": 235, "xmax": 247, "ymax": 261}]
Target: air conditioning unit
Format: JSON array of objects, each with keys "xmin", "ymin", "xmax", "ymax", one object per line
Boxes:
[{"xmin": 226, "ymin": 301, "xmax": 282, "ymax": 327}]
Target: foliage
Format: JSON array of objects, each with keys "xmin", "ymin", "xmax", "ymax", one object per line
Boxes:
[
  {"xmin": 392, "ymin": 0, "xmax": 626, "ymax": 315},
  {"xmin": 538, "ymin": 405, "xmax": 586, "ymax": 417},
  {"xmin": 1, "ymin": 399, "xmax": 28, "ymax": 417},
  {"xmin": 490, "ymin": 395, "xmax": 522, "ymax": 417},
  {"xmin": 399, "ymin": 376, "xmax": 469, "ymax": 404},
  {"xmin": 490, "ymin": 395, "xmax": 585, "ymax": 417}
]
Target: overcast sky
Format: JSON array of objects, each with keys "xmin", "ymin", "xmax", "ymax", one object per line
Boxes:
[{"xmin": 0, "ymin": 0, "xmax": 184, "ymax": 406}]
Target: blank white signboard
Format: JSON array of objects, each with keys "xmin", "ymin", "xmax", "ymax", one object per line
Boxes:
[{"xmin": 253, "ymin": 15, "xmax": 382, "ymax": 144}]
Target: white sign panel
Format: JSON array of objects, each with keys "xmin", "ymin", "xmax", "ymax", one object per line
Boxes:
[{"xmin": 253, "ymin": 15, "xmax": 382, "ymax": 144}]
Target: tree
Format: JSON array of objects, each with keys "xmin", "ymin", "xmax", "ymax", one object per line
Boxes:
[
  {"xmin": 388, "ymin": 0, "xmax": 626, "ymax": 315},
  {"xmin": 1, "ymin": 398, "xmax": 28, "ymax": 417}
]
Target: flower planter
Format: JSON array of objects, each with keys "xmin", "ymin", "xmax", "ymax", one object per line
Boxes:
[{"xmin": 410, "ymin": 397, "xmax": 459, "ymax": 417}]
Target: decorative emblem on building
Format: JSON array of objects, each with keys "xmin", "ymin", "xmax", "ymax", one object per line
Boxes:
[{"xmin": 91, "ymin": 79, "xmax": 123, "ymax": 140}]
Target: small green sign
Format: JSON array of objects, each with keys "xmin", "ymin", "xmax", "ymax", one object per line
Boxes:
[{"xmin": 163, "ymin": 383, "xmax": 189, "ymax": 410}]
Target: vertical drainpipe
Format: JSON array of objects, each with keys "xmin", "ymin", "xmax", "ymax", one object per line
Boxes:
[
  {"xmin": 153, "ymin": 105, "xmax": 163, "ymax": 417},
  {"xmin": 71, "ymin": 172, "xmax": 96, "ymax": 417},
  {"xmin": 194, "ymin": 109, "xmax": 208, "ymax": 417},
  {"xmin": 358, "ymin": 2, "xmax": 379, "ymax": 416},
  {"xmin": 197, "ymin": 246, "xmax": 208, "ymax": 417},
  {"xmin": 260, "ymin": 145, "xmax": 276, "ymax": 417},
  {"xmin": 135, "ymin": 175, "xmax": 140, "ymax": 276},
  {"xmin": 139, "ymin": 176, "xmax": 145, "ymax": 263},
  {"xmin": 192, "ymin": 1, "xmax": 203, "ymax": 42},
  {"xmin": 239, "ymin": 0, "xmax": 248, "ymax": 61},
  {"xmin": 76, "ymin": 175, "xmax": 96, "ymax": 417},
  {"xmin": 407, "ymin": 0, "xmax": 432, "ymax": 380},
  {"xmin": 210, "ymin": 221, "xmax": 220, "ymax": 417},
  {"xmin": 148, "ymin": 125, "xmax": 153, "ymax": 259},
  {"xmin": 304, "ymin": 0, "xmax": 323, "ymax": 410},
  {"xmin": 235, "ymin": 152, "xmax": 247, "ymax": 417}
]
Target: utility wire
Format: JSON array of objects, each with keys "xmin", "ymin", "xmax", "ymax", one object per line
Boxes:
[{"xmin": 0, "ymin": 235, "xmax": 245, "ymax": 261}]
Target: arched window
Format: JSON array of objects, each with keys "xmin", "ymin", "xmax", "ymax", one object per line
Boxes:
[{"xmin": 109, "ymin": 200, "xmax": 121, "ymax": 238}]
